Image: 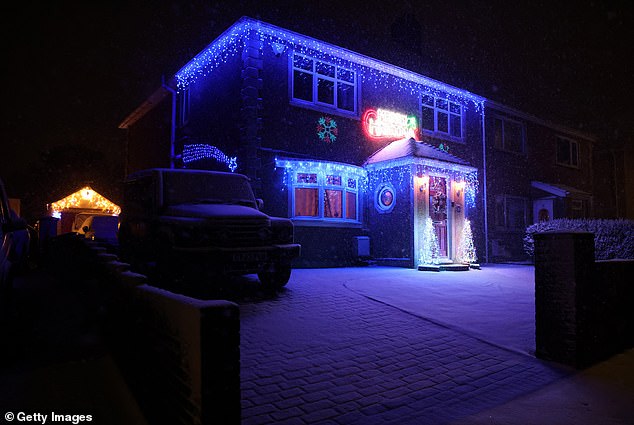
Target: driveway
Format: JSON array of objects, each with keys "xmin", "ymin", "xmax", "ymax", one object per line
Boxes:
[
  {"xmin": 239, "ymin": 265, "xmax": 567, "ymax": 425},
  {"xmin": 341, "ymin": 265, "xmax": 535, "ymax": 355}
]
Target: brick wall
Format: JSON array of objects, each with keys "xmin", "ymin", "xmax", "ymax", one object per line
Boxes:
[
  {"xmin": 47, "ymin": 235, "xmax": 241, "ymax": 424},
  {"xmin": 534, "ymin": 231, "xmax": 634, "ymax": 368}
]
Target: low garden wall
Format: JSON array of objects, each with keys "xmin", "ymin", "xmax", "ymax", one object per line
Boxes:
[
  {"xmin": 46, "ymin": 235, "xmax": 240, "ymax": 424},
  {"xmin": 534, "ymin": 231, "xmax": 634, "ymax": 368}
]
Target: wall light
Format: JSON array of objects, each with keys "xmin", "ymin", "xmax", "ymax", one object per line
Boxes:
[
  {"xmin": 418, "ymin": 175, "xmax": 429, "ymax": 192},
  {"xmin": 454, "ymin": 181, "xmax": 465, "ymax": 198}
]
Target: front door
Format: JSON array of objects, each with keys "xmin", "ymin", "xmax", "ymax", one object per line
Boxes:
[
  {"xmin": 429, "ymin": 176, "xmax": 448, "ymax": 257},
  {"xmin": 533, "ymin": 198, "xmax": 553, "ymax": 224}
]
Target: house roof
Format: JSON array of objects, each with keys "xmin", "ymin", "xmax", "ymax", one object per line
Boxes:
[
  {"xmin": 486, "ymin": 101, "xmax": 597, "ymax": 143},
  {"xmin": 119, "ymin": 86, "xmax": 170, "ymax": 129},
  {"xmin": 50, "ymin": 186, "xmax": 121, "ymax": 215},
  {"xmin": 531, "ymin": 181, "xmax": 591, "ymax": 199},
  {"xmin": 365, "ymin": 138, "xmax": 471, "ymax": 167},
  {"xmin": 173, "ymin": 17, "xmax": 485, "ymax": 107}
]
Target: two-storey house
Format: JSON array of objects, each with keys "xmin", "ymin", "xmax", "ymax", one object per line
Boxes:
[{"xmin": 120, "ymin": 17, "xmax": 597, "ymax": 266}]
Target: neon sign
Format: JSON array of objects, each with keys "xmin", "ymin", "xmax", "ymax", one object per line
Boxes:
[{"xmin": 363, "ymin": 108, "xmax": 418, "ymax": 140}]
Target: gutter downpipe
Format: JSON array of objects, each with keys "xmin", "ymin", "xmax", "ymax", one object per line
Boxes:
[
  {"xmin": 611, "ymin": 147, "xmax": 620, "ymax": 217},
  {"xmin": 162, "ymin": 75, "xmax": 177, "ymax": 169},
  {"xmin": 481, "ymin": 103, "xmax": 489, "ymax": 263}
]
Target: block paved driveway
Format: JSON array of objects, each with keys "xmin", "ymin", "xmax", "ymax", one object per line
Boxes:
[{"xmin": 238, "ymin": 268, "xmax": 568, "ymax": 425}]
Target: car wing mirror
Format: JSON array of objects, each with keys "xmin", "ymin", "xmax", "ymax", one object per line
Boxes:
[{"xmin": 256, "ymin": 199, "xmax": 264, "ymax": 210}]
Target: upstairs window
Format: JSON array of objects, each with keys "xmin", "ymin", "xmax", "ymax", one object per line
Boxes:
[
  {"xmin": 556, "ymin": 136, "xmax": 579, "ymax": 168},
  {"xmin": 493, "ymin": 117, "xmax": 525, "ymax": 154},
  {"xmin": 421, "ymin": 94, "xmax": 463, "ymax": 140},
  {"xmin": 291, "ymin": 53, "xmax": 357, "ymax": 115}
]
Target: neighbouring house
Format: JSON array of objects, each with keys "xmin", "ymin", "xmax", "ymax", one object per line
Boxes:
[
  {"xmin": 483, "ymin": 101, "xmax": 596, "ymax": 261},
  {"xmin": 119, "ymin": 16, "xmax": 602, "ymax": 266},
  {"xmin": 48, "ymin": 186, "xmax": 120, "ymax": 235}
]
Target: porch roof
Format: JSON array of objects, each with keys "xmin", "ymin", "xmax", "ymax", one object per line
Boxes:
[
  {"xmin": 531, "ymin": 181, "xmax": 592, "ymax": 199},
  {"xmin": 364, "ymin": 138, "xmax": 472, "ymax": 168}
]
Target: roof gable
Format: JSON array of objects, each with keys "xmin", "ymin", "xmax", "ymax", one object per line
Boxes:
[{"xmin": 50, "ymin": 186, "xmax": 121, "ymax": 215}]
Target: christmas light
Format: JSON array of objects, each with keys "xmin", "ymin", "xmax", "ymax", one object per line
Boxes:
[
  {"xmin": 50, "ymin": 187, "xmax": 120, "ymax": 215},
  {"xmin": 182, "ymin": 144, "xmax": 238, "ymax": 172},
  {"xmin": 275, "ymin": 158, "xmax": 367, "ymax": 191},
  {"xmin": 174, "ymin": 18, "xmax": 485, "ymax": 110},
  {"xmin": 316, "ymin": 116, "xmax": 338, "ymax": 143},
  {"xmin": 456, "ymin": 219, "xmax": 477, "ymax": 264},
  {"xmin": 363, "ymin": 108, "xmax": 418, "ymax": 140},
  {"xmin": 419, "ymin": 217, "xmax": 441, "ymax": 265},
  {"xmin": 365, "ymin": 157, "xmax": 478, "ymax": 208}
]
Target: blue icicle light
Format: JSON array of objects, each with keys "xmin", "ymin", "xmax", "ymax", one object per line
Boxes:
[{"xmin": 174, "ymin": 18, "xmax": 485, "ymax": 111}]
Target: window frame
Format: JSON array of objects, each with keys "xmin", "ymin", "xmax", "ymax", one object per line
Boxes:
[
  {"xmin": 556, "ymin": 136, "xmax": 580, "ymax": 168},
  {"xmin": 492, "ymin": 116, "xmax": 526, "ymax": 154},
  {"xmin": 290, "ymin": 52, "xmax": 358, "ymax": 117},
  {"xmin": 494, "ymin": 195, "xmax": 528, "ymax": 231},
  {"xmin": 420, "ymin": 94, "xmax": 464, "ymax": 142},
  {"xmin": 287, "ymin": 166, "xmax": 362, "ymax": 225}
]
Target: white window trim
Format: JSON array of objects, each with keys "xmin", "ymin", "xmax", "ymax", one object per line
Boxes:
[
  {"xmin": 493, "ymin": 116, "xmax": 526, "ymax": 154},
  {"xmin": 289, "ymin": 52, "xmax": 358, "ymax": 117},
  {"xmin": 420, "ymin": 94, "xmax": 464, "ymax": 142},
  {"xmin": 277, "ymin": 159, "xmax": 364, "ymax": 225},
  {"xmin": 291, "ymin": 172, "xmax": 360, "ymax": 223},
  {"xmin": 556, "ymin": 136, "xmax": 580, "ymax": 168}
]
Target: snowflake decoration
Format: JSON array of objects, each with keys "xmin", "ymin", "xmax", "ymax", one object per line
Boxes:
[{"xmin": 316, "ymin": 116, "xmax": 338, "ymax": 143}]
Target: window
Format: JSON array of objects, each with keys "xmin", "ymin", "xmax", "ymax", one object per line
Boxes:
[
  {"xmin": 570, "ymin": 199, "xmax": 588, "ymax": 219},
  {"xmin": 278, "ymin": 160, "xmax": 363, "ymax": 223},
  {"xmin": 294, "ymin": 173, "xmax": 318, "ymax": 217},
  {"xmin": 556, "ymin": 137, "xmax": 579, "ymax": 167},
  {"xmin": 495, "ymin": 195, "xmax": 527, "ymax": 230},
  {"xmin": 291, "ymin": 53, "xmax": 357, "ymax": 114},
  {"xmin": 293, "ymin": 171, "xmax": 359, "ymax": 221},
  {"xmin": 493, "ymin": 117, "xmax": 525, "ymax": 153},
  {"xmin": 375, "ymin": 184, "xmax": 396, "ymax": 213},
  {"xmin": 421, "ymin": 94, "xmax": 463, "ymax": 139}
]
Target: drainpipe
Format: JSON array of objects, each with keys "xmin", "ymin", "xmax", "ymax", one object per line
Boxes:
[
  {"xmin": 162, "ymin": 75, "xmax": 177, "ymax": 169},
  {"xmin": 481, "ymin": 105, "xmax": 489, "ymax": 263},
  {"xmin": 611, "ymin": 148, "xmax": 620, "ymax": 217}
]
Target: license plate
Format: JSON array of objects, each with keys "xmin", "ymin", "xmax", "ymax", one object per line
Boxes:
[{"xmin": 232, "ymin": 252, "xmax": 267, "ymax": 262}]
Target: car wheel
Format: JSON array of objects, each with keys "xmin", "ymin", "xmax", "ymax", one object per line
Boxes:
[{"xmin": 258, "ymin": 264, "xmax": 291, "ymax": 289}]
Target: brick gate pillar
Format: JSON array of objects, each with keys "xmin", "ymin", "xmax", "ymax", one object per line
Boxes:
[{"xmin": 534, "ymin": 231, "xmax": 594, "ymax": 367}]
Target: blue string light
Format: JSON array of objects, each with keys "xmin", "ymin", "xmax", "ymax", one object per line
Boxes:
[
  {"xmin": 275, "ymin": 157, "xmax": 367, "ymax": 192},
  {"xmin": 174, "ymin": 18, "xmax": 485, "ymax": 110},
  {"xmin": 365, "ymin": 157, "xmax": 478, "ymax": 208},
  {"xmin": 182, "ymin": 144, "xmax": 238, "ymax": 172}
]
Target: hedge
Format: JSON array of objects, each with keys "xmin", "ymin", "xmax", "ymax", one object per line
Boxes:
[{"xmin": 524, "ymin": 219, "xmax": 634, "ymax": 260}]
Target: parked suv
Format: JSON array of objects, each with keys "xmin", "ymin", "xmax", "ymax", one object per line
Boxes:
[{"xmin": 118, "ymin": 169, "xmax": 300, "ymax": 288}]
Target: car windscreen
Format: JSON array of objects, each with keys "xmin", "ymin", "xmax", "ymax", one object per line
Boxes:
[{"xmin": 163, "ymin": 172, "xmax": 256, "ymax": 207}]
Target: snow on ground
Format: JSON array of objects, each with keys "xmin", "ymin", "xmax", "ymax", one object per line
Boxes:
[{"xmin": 294, "ymin": 264, "xmax": 536, "ymax": 355}]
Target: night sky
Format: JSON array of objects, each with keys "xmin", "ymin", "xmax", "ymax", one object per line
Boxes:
[{"xmin": 3, "ymin": 0, "xmax": 632, "ymax": 218}]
